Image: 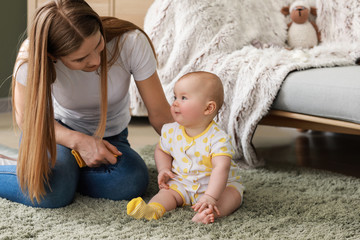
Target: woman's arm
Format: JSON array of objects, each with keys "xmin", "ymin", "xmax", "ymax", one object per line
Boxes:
[
  {"xmin": 54, "ymin": 122, "xmax": 120, "ymax": 167},
  {"xmin": 135, "ymin": 71, "xmax": 173, "ymax": 134},
  {"xmin": 13, "ymin": 81, "xmax": 25, "ymax": 130},
  {"xmin": 14, "ymin": 81, "xmax": 119, "ymax": 167}
]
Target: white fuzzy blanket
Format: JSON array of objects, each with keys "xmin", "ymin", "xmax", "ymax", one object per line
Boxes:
[{"xmin": 130, "ymin": 0, "xmax": 360, "ymax": 168}]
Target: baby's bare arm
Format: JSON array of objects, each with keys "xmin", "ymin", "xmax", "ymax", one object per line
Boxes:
[
  {"xmin": 192, "ymin": 155, "xmax": 231, "ymax": 214},
  {"xmin": 205, "ymin": 155, "xmax": 231, "ymax": 200},
  {"xmin": 154, "ymin": 143, "xmax": 175, "ymax": 189}
]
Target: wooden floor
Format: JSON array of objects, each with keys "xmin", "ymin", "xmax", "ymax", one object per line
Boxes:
[
  {"xmin": 1, "ymin": 112, "xmax": 359, "ymax": 178},
  {"xmin": 255, "ymin": 129, "xmax": 360, "ymax": 178}
]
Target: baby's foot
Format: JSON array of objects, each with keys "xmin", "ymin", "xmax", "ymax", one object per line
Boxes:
[{"xmin": 192, "ymin": 208, "xmax": 215, "ymax": 224}]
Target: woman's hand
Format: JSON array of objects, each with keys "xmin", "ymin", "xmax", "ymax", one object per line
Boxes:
[
  {"xmin": 157, "ymin": 168, "xmax": 175, "ymax": 190},
  {"xmin": 192, "ymin": 194, "xmax": 220, "ymax": 216},
  {"xmin": 74, "ymin": 133, "xmax": 122, "ymax": 167}
]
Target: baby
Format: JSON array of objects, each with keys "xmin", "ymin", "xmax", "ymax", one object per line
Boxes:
[{"xmin": 127, "ymin": 71, "xmax": 245, "ymax": 224}]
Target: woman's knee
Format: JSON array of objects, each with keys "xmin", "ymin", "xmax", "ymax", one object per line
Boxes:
[
  {"xmin": 78, "ymin": 149, "xmax": 149, "ymax": 200},
  {"xmin": 113, "ymin": 149, "xmax": 149, "ymax": 197}
]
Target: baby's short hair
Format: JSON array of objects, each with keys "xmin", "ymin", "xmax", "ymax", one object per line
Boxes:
[{"xmin": 179, "ymin": 71, "xmax": 224, "ymax": 112}]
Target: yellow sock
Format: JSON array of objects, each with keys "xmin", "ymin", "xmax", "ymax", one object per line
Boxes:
[
  {"xmin": 148, "ymin": 202, "xmax": 166, "ymax": 220},
  {"xmin": 127, "ymin": 197, "xmax": 165, "ymax": 220}
]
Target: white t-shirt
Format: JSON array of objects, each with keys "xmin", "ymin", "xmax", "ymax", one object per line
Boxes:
[{"xmin": 15, "ymin": 30, "xmax": 157, "ymax": 137}]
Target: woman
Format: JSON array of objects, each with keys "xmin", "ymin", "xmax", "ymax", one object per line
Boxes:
[{"xmin": 0, "ymin": 0, "xmax": 172, "ymax": 208}]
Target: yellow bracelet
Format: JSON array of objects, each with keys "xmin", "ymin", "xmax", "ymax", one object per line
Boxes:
[
  {"xmin": 71, "ymin": 150, "xmax": 118, "ymax": 168},
  {"xmin": 71, "ymin": 150, "xmax": 87, "ymax": 168}
]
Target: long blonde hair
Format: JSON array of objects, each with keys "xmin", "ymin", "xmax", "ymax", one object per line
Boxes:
[{"xmin": 11, "ymin": 0, "xmax": 152, "ymax": 203}]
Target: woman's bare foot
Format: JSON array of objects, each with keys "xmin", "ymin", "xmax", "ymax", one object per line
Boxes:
[{"xmin": 192, "ymin": 208, "xmax": 215, "ymax": 224}]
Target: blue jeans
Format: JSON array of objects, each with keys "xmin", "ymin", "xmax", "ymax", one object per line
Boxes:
[{"xmin": 0, "ymin": 127, "xmax": 149, "ymax": 208}]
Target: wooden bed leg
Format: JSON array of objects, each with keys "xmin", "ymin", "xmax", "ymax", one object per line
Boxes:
[
  {"xmin": 297, "ymin": 129, "xmax": 309, "ymax": 133},
  {"xmin": 295, "ymin": 135, "xmax": 310, "ymax": 167}
]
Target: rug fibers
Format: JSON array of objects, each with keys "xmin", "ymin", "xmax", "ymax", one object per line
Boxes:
[{"xmin": 0, "ymin": 144, "xmax": 359, "ymax": 239}]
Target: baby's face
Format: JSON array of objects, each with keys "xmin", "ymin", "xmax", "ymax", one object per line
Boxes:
[{"xmin": 171, "ymin": 77, "xmax": 209, "ymax": 128}]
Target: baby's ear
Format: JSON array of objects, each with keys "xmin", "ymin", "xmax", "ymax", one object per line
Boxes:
[{"xmin": 204, "ymin": 101, "xmax": 217, "ymax": 115}]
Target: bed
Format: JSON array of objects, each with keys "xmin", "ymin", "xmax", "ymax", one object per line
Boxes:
[{"xmin": 28, "ymin": 0, "xmax": 360, "ymax": 168}]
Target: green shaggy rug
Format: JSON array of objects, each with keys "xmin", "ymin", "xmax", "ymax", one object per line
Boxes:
[{"xmin": 0, "ymin": 145, "xmax": 359, "ymax": 239}]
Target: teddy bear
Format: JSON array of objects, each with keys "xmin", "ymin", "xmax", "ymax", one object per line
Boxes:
[{"xmin": 281, "ymin": 0, "xmax": 320, "ymax": 49}]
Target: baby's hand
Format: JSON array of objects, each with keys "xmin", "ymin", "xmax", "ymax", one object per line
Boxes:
[
  {"xmin": 157, "ymin": 169, "xmax": 175, "ymax": 190},
  {"xmin": 192, "ymin": 194, "xmax": 220, "ymax": 216}
]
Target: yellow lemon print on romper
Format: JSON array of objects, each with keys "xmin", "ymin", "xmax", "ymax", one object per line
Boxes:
[
  {"xmin": 182, "ymin": 157, "xmax": 189, "ymax": 163},
  {"xmin": 205, "ymin": 145, "xmax": 210, "ymax": 152},
  {"xmin": 221, "ymin": 146, "xmax": 228, "ymax": 152},
  {"xmin": 170, "ymin": 184, "xmax": 178, "ymax": 190},
  {"xmin": 219, "ymin": 138, "xmax": 226, "ymax": 143},
  {"xmin": 202, "ymin": 155, "xmax": 212, "ymax": 168},
  {"xmin": 192, "ymin": 184, "xmax": 199, "ymax": 191},
  {"xmin": 177, "ymin": 135, "xmax": 182, "ymax": 141},
  {"xmin": 168, "ymin": 128, "xmax": 174, "ymax": 134}
]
